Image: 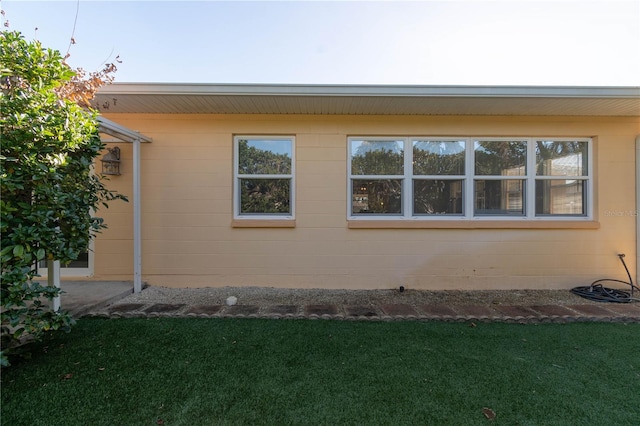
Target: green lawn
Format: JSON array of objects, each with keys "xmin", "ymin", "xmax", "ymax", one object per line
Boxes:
[{"xmin": 2, "ymin": 318, "xmax": 639, "ymax": 425}]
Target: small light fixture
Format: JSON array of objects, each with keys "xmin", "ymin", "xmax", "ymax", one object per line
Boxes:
[{"xmin": 101, "ymin": 146, "xmax": 121, "ymax": 175}]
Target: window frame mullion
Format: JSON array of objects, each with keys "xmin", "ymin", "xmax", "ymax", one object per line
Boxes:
[
  {"xmin": 466, "ymin": 138, "xmax": 475, "ymax": 218},
  {"xmin": 526, "ymin": 138, "xmax": 536, "ymax": 218}
]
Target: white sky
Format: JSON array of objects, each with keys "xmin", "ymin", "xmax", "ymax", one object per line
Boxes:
[{"xmin": 2, "ymin": 0, "xmax": 639, "ymax": 86}]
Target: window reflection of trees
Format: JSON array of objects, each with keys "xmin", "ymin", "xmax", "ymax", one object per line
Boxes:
[
  {"xmin": 240, "ymin": 178, "xmax": 291, "ymax": 214},
  {"xmin": 413, "ymin": 141, "xmax": 465, "ymax": 175},
  {"xmin": 238, "ymin": 139, "xmax": 291, "ymax": 175},
  {"xmin": 535, "ymin": 141, "xmax": 587, "ymax": 215},
  {"xmin": 352, "ymin": 180, "xmax": 402, "ymax": 214},
  {"xmin": 474, "ymin": 141, "xmax": 527, "ymax": 176},
  {"xmin": 237, "ymin": 139, "xmax": 292, "ymax": 214},
  {"xmin": 413, "ymin": 179, "xmax": 463, "ymax": 215},
  {"xmin": 412, "ymin": 141, "xmax": 465, "ymax": 215},
  {"xmin": 351, "ymin": 141, "xmax": 404, "ymax": 175},
  {"xmin": 349, "ymin": 137, "xmax": 590, "ymax": 218}
]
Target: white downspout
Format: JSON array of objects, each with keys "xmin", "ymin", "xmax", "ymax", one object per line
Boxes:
[
  {"xmin": 636, "ymin": 135, "xmax": 640, "ymax": 288},
  {"xmin": 133, "ymin": 137, "xmax": 142, "ymax": 293}
]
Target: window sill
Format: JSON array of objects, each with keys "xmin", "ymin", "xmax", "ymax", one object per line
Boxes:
[
  {"xmin": 232, "ymin": 219, "xmax": 296, "ymax": 228},
  {"xmin": 347, "ymin": 220, "xmax": 600, "ymax": 229}
]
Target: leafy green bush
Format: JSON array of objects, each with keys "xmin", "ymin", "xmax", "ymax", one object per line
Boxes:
[{"xmin": 0, "ymin": 30, "xmax": 125, "ymax": 365}]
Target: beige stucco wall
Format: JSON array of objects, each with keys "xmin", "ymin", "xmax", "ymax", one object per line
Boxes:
[{"xmin": 91, "ymin": 114, "xmax": 640, "ymax": 290}]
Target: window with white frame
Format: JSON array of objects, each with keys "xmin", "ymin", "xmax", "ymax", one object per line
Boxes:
[
  {"xmin": 234, "ymin": 136, "xmax": 295, "ymax": 218},
  {"xmin": 348, "ymin": 137, "xmax": 591, "ymax": 219},
  {"xmin": 37, "ymin": 249, "xmax": 93, "ymax": 277}
]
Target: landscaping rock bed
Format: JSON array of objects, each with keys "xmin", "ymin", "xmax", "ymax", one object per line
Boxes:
[{"xmin": 111, "ymin": 286, "xmax": 598, "ymax": 309}]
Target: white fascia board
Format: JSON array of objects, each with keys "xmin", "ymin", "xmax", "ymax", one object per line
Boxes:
[
  {"xmin": 97, "ymin": 83, "xmax": 640, "ymax": 99},
  {"xmin": 97, "ymin": 116, "xmax": 152, "ymax": 143}
]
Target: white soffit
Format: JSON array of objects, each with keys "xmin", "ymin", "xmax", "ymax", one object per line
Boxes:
[{"xmin": 93, "ymin": 83, "xmax": 640, "ymax": 116}]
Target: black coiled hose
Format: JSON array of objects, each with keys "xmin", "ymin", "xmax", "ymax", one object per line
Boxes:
[{"xmin": 571, "ymin": 254, "xmax": 639, "ymax": 303}]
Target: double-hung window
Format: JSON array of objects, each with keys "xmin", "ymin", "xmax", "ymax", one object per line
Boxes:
[
  {"xmin": 474, "ymin": 139, "xmax": 528, "ymax": 216},
  {"xmin": 348, "ymin": 137, "xmax": 592, "ymax": 220},
  {"xmin": 534, "ymin": 140, "xmax": 589, "ymax": 216},
  {"xmin": 234, "ymin": 136, "xmax": 295, "ymax": 219}
]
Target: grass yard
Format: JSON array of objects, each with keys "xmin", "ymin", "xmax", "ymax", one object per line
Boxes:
[{"xmin": 1, "ymin": 318, "xmax": 639, "ymax": 425}]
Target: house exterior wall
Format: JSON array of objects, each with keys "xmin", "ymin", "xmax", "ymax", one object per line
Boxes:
[{"xmin": 92, "ymin": 113, "xmax": 640, "ymax": 290}]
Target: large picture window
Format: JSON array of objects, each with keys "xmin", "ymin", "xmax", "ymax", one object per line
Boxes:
[
  {"xmin": 234, "ymin": 136, "xmax": 294, "ymax": 218},
  {"xmin": 348, "ymin": 137, "xmax": 592, "ymax": 220}
]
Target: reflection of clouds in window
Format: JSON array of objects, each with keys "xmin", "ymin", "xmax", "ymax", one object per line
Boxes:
[
  {"xmin": 244, "ymin": 139, "xmax": 292, "ymax": 157},
  {"xmin": 413, "ymin": 140, "xmax": 465, "ymax": 155},
  {"xmin": 352, "ymin": 140, "xmax": 403, "ymax": 156},
  {"xmin": 350, "ymin": 140, "xmax": 404, "ymax": 176}
]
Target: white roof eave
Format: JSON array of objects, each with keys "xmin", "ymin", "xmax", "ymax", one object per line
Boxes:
[
  {"xmin": 96, "ymin": 83, "xmax": 640, "ymax": 98},
  {"xmin": 94, "ymin": 83, "xmax": 640, "ymax": 116}
]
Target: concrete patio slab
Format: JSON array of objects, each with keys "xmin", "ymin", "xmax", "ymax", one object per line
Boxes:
[{"xmin": 51, "ymin": 281, "xmax": 134, "ymax": 317}]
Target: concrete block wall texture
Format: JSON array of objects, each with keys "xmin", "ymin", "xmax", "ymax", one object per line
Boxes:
[{"xmin": 89, "ymin": 114, "xmax": 639, "ymax": 290}]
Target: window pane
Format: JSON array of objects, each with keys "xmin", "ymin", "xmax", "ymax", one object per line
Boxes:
[
  {"xmin": 351, "ymin": 140, "xmax": 404, "ymax": 175},
  {"xmin": 66, "ymin": 251, "xmax": 89, "ymax": 268},
  {"xmin": 413, "ymin": 140, "xmax": 465, "ymax": 175},
  {"xmin": 413, "ymin": 179, "xmax": 464, "ymax": 215},
  {"xmin": 38, "ymin": 251, "xmax": 89, "ymax": 269},
  {"xmin": 240, "ymin": 178, "xmax": 291, "ymax": 214},
  {"xmin": 475, "ymin": 179, "xmax": 525, "ymax": 215},
  {"xmin": 475, "ymin": 141, "xmax": 526, "ymax": 176},
  {"xmin": 536, "ymin": 180, "xmax": 585, "ymax": 215},
  {"xmin": 536, "ymin": 141, "xmax": 587, "ymax": 176},
  {"xmin": 238, "ymin": 139, "xmax": 292, "ymax": 175},
  {"xmin": 352, "ymin": 179, "xmax": 402, "ymax": 214}
]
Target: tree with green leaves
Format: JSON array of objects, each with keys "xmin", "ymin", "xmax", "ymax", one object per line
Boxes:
[{"xmin": 0, "ymin": 30, "xmax": 124, "ymax": 365}]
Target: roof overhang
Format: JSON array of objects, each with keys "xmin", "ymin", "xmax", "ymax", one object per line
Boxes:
[
  {"xmin": 94, "ymin": 83, "xmax": 640, "ymax": 116},
  {"xmin": 97, "ymin": 116, "xmax": 152, "ymax": 143}
]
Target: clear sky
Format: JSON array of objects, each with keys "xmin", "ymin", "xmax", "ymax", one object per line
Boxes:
[{"xmin": 2, "ymin": 0, "xmax": 639, "ymax": 86}]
